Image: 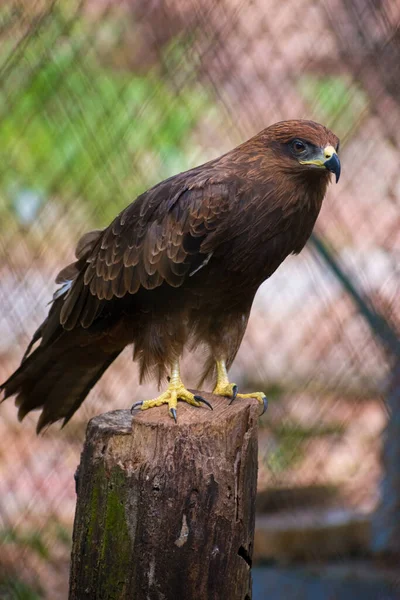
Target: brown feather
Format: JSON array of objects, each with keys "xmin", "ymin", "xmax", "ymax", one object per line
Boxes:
[
  {"xmin": 1, "ymin": 120, "xmax": 340, "ymax": 428},
  {"xmin": 75, "ymin": 229, "xmax": 102, "ymax": 259}
]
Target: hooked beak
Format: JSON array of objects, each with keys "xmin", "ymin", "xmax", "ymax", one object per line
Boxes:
[
  {"xmin": 299, "ymin": 145, "xmax": 341, "ymax": 183},
  {"xmin": 324, "ymin": 151, "xmax": 341, "ymax": 183}
]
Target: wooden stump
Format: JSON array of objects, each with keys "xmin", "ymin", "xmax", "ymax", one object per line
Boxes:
[{"xmin": 69, "ymin": 393, "xmax": 260, "ymax": 600}]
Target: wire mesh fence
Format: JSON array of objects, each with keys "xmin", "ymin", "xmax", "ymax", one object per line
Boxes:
[{"xmin": 0, "ymin": 0, "xmax": 399, "ymax": 597}]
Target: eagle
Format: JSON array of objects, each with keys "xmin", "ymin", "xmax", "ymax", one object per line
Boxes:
[{"xmin": 1, "ymin": 120, "xmax": 340, "ymax": 432}]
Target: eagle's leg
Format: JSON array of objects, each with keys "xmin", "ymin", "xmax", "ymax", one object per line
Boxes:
[
  {"xmin": 131, "ymin": 360, "xmax": 212, "ymax": 421},
  {"xmin": 213, "ymin": 359, "xmax": 268, "ymax": 414},
  {"xmin": 213, "ymin": 359, "xmax": 237, "ymax": 397}
]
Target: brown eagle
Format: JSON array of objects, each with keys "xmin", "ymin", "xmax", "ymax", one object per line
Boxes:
[{"xmin": 1, "ymin": 120, "xmax": 340, "ymax": 431}]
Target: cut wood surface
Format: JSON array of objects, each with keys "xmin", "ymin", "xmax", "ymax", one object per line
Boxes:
[{"xmin": 69, "ymin": 393, "xmax": 260, "ymax": 600}]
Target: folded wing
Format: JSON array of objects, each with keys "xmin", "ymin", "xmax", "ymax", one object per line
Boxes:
[{"xmin": 58, "ymin": 179, "xmax": 232, "ymax": 330}]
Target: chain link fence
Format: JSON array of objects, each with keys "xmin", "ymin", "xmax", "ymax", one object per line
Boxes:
[{"xmin": 0, "ymin": 0, "xmax": 399, "ymax": 597}]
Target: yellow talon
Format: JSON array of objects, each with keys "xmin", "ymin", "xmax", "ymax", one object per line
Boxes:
[
  {"xmin": 236, "ymin": 392, "xmax": 266, "ymax": 406},
  {"xmin": 141, "ymin": 385, "xmax": 201, "ymax": 411},
  {"xmin": 213, "ymin": 381, "xmax": 237, "ymax": 397},
  {"xmin": 131, "ymin": 360, "xmax": 212, "ymax": 421},
  {"xmin": 213, "ymin": 359, "xmax": 267, "ymax": 414}
]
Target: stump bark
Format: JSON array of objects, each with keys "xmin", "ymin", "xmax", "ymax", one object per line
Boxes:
[{"xmin": 69, "ymin": 393, "xmax": 260, "ymax": 600}]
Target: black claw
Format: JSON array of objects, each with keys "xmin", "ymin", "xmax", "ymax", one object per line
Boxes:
[
  {"xmin": 170, "ymin": 407, "xmax": 177, "ymax": 423},
  {"xmin": 229, "ymin": 384, "xmax": 238, "ymax": 405},
  {"xmin": 130, "ymin": 401, "xmax": 143, "ymax": 414},
  {"xmin": 194, "ymin": 395, "xmax": 213, "ymax": 410},
  {"xmin": 261, "ymin": 396, "xmax": 268, "ymax": 416}
]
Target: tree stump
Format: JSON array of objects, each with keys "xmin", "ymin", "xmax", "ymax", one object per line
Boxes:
[{"xmin": 69, "ymin": 393, "xmax": 260, "ymax": 600}]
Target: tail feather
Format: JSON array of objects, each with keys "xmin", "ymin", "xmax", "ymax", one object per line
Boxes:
[
  {"xmin": 1, "ymin": 334, "xmax": 122, "ymax": 433},
  {"xmin": 36, "ymin": 348, "xmax": 121, "ymax": 432}
]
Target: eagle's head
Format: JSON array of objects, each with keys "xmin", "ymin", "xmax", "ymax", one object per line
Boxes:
[{"xmin": 264, "ymin": 119, "xmax": 341, "ymax": 183}]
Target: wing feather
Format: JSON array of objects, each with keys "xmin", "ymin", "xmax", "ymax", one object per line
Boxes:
[
  {"xmin": 75, "ymin": 229, "xmax": 103, "ymax": 259},
  {"xmin": 55, "ymin": 176, "xmax": 234, "ymax": 328},
  {"xmin": 123, "ymin": 245, "xmax": 141, "ymax": 268}
]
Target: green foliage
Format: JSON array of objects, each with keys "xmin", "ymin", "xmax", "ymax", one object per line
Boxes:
[
  {"xmin": 0, "ymin": 528, "xmax": 49, "ymax": 559},
  {"xmin": 0, "ymin": 7, "xmax": 213, "ymax": 227},
  {"xmin": 299, "ymin": 75, "xmax": 368, "ymax": 137},
  {"xmin": 0, "ymin": 520, "xmax": 72, "ymax": 598},
  {"xmin": 0, "ymin": 578, "xmax": 42, "ymax": 600},
  {"xmin": 266, "ymin": 421, "xmax": 344, "ymax": 474},
  {"xmin": 55, "ymin": 522, "xmax": 72, "ymax": 547}
]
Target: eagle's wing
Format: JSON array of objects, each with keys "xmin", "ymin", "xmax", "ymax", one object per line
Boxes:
[{"xmin": 57, "ymin": 179, "xmax": 233, "ymax": 330}]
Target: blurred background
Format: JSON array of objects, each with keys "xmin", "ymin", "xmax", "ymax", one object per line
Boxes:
[{"xmin": 0, "ymin": 0, "xmax": 399, "ymax": 598}]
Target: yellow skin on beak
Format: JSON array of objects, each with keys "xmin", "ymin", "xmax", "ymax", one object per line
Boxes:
[
  {"xmin": 299, "ymin": 145, "xmax": 341, "ymax": 182},
  {"xmin": 299, "ymin": 145, "xmax": 337, "ymax": 168}
]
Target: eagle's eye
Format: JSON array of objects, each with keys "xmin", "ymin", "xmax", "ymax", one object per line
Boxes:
[{"xmin": 291, "ymin": 140, "xmax": 306, "ymax": 154}]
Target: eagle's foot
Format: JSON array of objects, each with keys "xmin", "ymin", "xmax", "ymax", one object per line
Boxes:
[
  {"xmin": 213, "ymin": 381, "xmax": 238, "ymax": 400},
  {"xmin": 213, "ymin": 360, "xmax": 267, "ymax": 415},
  {"xmin": 131, "ymin": 381, "xmax": 212, "ymax": 422},
  {"xmin": 235, "ymin": 391, "xmax": 268, "ymax": 415},
  {"xmin": 213, "ymin": 382, "xmax": 268, "ymax": 415}
]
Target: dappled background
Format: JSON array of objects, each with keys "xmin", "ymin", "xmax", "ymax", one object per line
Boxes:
[{"xmin": 0, "ymin": 1, "xmax": 399, "ymax": 598}]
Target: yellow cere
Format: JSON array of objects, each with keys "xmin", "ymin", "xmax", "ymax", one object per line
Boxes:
[
  {"xmin": 323, "ymin": 145, "xmax": 337, "ymax": 160},
  {"xmin": 299, "ymin": 145, "xmax": 337, "ymax": 168}
]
